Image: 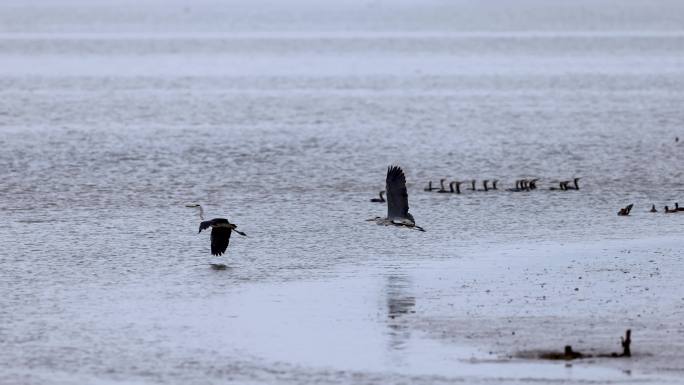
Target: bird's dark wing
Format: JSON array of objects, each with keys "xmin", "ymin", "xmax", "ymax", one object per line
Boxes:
[
  {"xmin": 199, "ymin": 220, "xmax": 213, "ymax": 233},
  {"xmin": 210, "ymin": 227, "xmax": 232, "ymax": 256},
  {"xmin": 386, "ymin": 166, "xmax": 411, "ymax": 222}
]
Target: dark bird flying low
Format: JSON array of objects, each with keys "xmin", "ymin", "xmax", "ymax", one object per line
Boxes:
[
  {"xmin": 187, "ymin": 204, "xmax": 247, "ymax": 256},
  {"xmin": 368, "ymin": 166, "xmax": 425, "ymax": 231}
]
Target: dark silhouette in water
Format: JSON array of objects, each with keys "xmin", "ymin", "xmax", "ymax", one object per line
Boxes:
[
  {"xmin": 437, "ymin": 178, "xmax": 449, "ymax": 193},
  {"xmin": 468, "ymin": 179, "xmax": 476, "ymax": 191},
  {"xmin": 676, "ymin": 202, "xmax": 684, "ymax": 212},
  {"xmin": 424, "ymin": 181, "xmax": 436, "ymax": 192},
  {"xmin": 451, "ymin": 181, "xmax": 463, "ymax": 194},
  {"xmin": 438, "ymin": 179, "xmax": 455, "ymax": 193},
  {"xmin": 550, "ymin": 181, "xmax": 568, "ymax": 191},
  {"xmin": 664, "ymin": 205, "xmax": 678, "ymax": 213},
  {"xmin": 617, "ymin": 204, "xmax": 633, "ymax": 216},
  {"xmin": 370, "ymin": 191, "xmax": 386, "ymax": 202},
  {"xmin": 491, "ymin": 180, "xmax": 499, "ymax": 190},
  {"xmin": 508, "ymin": 179, "xmax": 532, "ymax": 192},
  {"xmin": 565, "ymin": 177, "xmax": 581, "ymax": 190},
  {"xmin": 650, "ymin": 204, "xmax": 658, "ymax": 213}
]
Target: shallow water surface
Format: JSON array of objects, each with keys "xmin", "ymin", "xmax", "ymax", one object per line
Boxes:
[{"xmin": 1, "ymin": 0, "xmax": 684, "ymax": 384}]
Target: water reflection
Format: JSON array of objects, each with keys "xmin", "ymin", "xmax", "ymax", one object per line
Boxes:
[{"xmin": 385, "ymin": 274, "xmax": 416, "ymax": 353}]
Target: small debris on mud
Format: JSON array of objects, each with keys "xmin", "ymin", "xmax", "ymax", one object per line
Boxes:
[{"xmin": 523, "ymin": 329, "xmax": 633, "ymax": 361}]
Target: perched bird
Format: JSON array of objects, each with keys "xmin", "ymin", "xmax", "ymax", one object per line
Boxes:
[
  {"xmin": 676, "ymin": 202, "xmax": 684, "ymax": 212},
  {"xmin": 491, "ymin": 180, "xmax": 499, "ymax": 190},
  {"xmin": 187, "ymin": 204, "xmax": 247, "ymax": 256},
  {"xmin": 618, "ymin": 204, "xmax": 634, "ymax": 216},
  {"xmin": 368, "ymin": 166, "xmax": 425, "ymax": 231},
  {"xmin": 528, "ymin": 178, "xmax": 539, "ymax": 190},
  {"xmin": 451, "ymin": 181, "xmax": 463, "ymax": 194},
  {"xmin": 437, "ymin": 178, "xmax": 449, "ymax": 193},
  {"xmin": 521, "ymin": 179, "xmax": 530, "ymax": 191},
  {"xmin": 549, "ymin": 181, "xmax": 568, "ymax": 191},
  {"xmin": 565, "ymin": 177, "xmax": 581, "ymax": 190},
  {"xmin": 650, "ymin": 204, "xmax": 658, "ymax": 213},
  {"xmin": 468, "ymin": 179, "xmax": 477, "ymax": 191},
  {"xmin": 664, "ymin": 205, "xmax": 678, "ymax": 214},
  {"xmin": 507, "ymin": 179, "xmax": 528, "ymax": 192},
  {"xmin": 506, "ymin": 180, "xmax": 520, "ymax": 192},
  {"xmin": 370, "ymin": 191, "xmax": 386, "ymax": 203},
  {"xmin": 479, "ymin": 180, "xmax": 490, "ymax": 192},
  {"xmin": 438, "ymin": 180, "xmax": 456, "ymax": 193},
  {"xmin": 424, "ymin": 181, "xmax": 436, "ymax": 192}
]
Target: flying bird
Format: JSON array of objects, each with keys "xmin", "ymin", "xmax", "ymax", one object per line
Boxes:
[
  {"xmin": 187, "ymin": 204, "xmax": 247, "ymax": 256},
  {"xmin": 368, "ymin": 166, "xmax": 425, "ymax": 231}
]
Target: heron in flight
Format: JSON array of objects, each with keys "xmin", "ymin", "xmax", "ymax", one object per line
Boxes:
[
  {"xmin": 186, "ymin": 204, "xmax": 247, "ymax": 256},
  {"xmin": 368, "ymin": 166, "xmax": 425, "ymax": 231}
]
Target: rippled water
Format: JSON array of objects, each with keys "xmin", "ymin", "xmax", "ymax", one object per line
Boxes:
[{"xmin": 2, "ymin": 1, "xmax": 684, "ymax": 384}]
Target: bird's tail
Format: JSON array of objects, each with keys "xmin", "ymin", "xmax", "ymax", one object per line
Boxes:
[{"xmin": 235, "ymin": 230, "xmax": 247, "ymax": 237}]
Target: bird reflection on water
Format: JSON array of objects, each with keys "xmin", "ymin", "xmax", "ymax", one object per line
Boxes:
[{"xmin": 385, "ymin": 274, "xmax": 416, "ymax": 354}]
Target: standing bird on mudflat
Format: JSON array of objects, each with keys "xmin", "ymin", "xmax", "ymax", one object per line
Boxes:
[
  {"xmin": 187, "ymin": 204, "xmax": 247, "ymax": 256},
  {"xmin": 368, "ymin": 166, "xmax": 425, "ymax": 231}
]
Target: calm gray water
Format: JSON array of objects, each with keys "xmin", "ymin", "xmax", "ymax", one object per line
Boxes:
[{"xmin": 2, "ymin": 1, "xmax": 684, "ymax": 384}]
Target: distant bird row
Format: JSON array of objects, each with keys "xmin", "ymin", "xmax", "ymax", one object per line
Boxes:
[
  {"xmin": 424, "ymin": 179, "xmax": 500, "ymax": 193},
  {"xmin": 618, "ymin": 202, "xmax": 684, "ymax": 216},
  {"xmin": 421, "ymin": 177, "xmax": 580, "ymax": 194}
]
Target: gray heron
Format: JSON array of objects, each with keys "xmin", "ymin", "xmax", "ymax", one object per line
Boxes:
[
  {"xmin": 186, "ymin": 204, "xmax": 247, "ymax": 256},
  {"xmin": 368, "ymin": 166, "xmax": 425, "ymax": 231}
]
